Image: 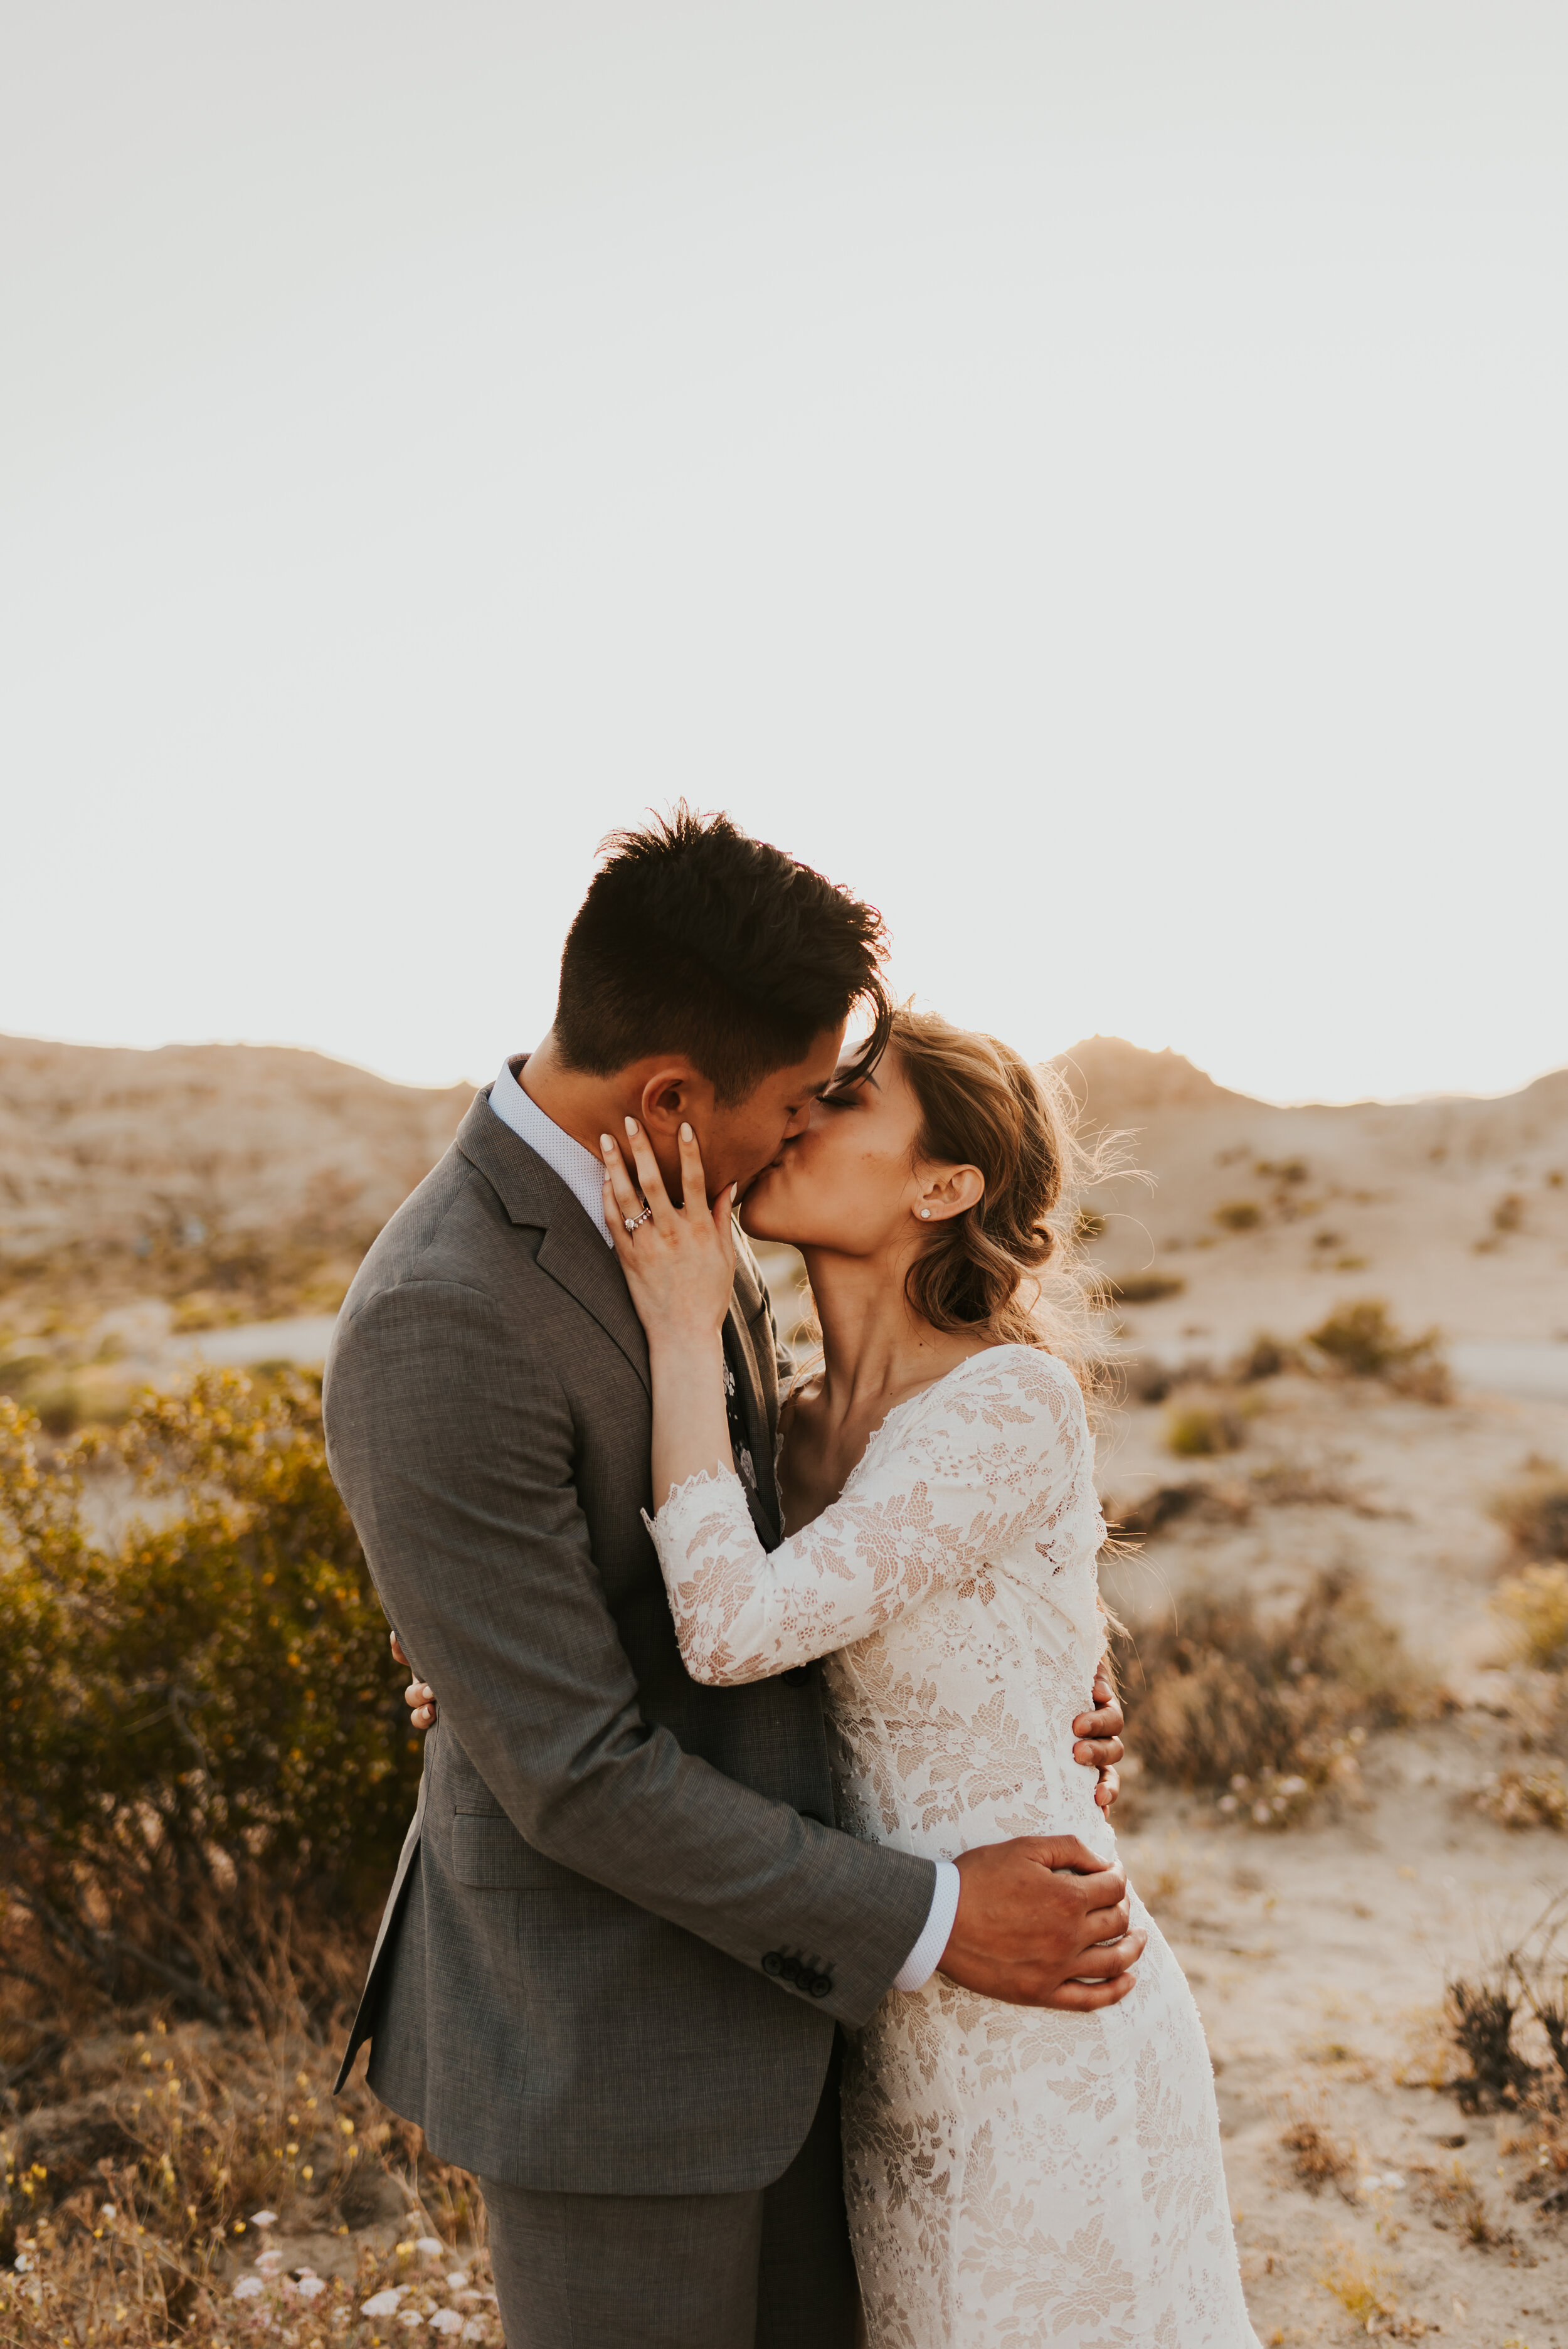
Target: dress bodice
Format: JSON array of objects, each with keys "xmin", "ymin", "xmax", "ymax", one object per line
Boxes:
[{"xmin": 648, "ymin": 1344, "xmax": 1112, "ymax": 1863}]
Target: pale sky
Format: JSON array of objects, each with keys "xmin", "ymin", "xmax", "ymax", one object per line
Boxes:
[{"xmin": 3, "ymin": 3, "xmax": 1564, "ymax": 1105}]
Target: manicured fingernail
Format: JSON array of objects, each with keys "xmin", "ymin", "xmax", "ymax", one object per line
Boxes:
[
  {"xmin": 625, "ymin": 1117, "xmax": 638, "ymax": 1136},
  {"xmin": 600, "ymin": 1135, "xmax": 614, "ymax": 1153},
  {"xmin": 680, "ymin": 1121, "xmax": 693, "ymax": 1142}
]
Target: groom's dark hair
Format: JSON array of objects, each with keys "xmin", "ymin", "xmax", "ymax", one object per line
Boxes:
[{"xmin": 554, "ymin": 806, "xmax": 891, "ymax": 1105}]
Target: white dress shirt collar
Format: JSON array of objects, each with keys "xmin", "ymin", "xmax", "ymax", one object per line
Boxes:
[{"xmin": 488, "ymin": 1058, "xmax": 614, "ymax": 1246}]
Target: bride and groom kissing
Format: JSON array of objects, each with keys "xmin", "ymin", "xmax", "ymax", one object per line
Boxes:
[{"xmin": 324, "ymin": 810, "xmax": 1261, "ymax": 2348}]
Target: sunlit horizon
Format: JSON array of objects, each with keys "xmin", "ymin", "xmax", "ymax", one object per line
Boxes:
[{"xmin": 7, "ymin": 1009, "xmax": 1564, "ymax": 1116}]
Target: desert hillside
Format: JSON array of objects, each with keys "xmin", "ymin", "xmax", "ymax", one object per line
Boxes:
[
  {"xmin": 4, "ymin": 1027, "xmax": 1565, "ymax": 1342},
  {"xmin": 0, "ymin": 1034, "xmax": 472, "ymax": 1313},
  {"xmin": 1057, "ymin": 1034, "xmax": 1568, "ymax": 1348}
]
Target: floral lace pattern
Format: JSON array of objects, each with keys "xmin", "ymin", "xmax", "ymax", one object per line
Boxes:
[{"xmin": 650, "ymin": 1347, "xmax": 1259, "ymax": 2348}]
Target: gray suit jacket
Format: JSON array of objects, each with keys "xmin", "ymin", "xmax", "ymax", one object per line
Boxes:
[{"xmin": 324, "ymin": 1090, "xmax": 936, "ymax": 2193}]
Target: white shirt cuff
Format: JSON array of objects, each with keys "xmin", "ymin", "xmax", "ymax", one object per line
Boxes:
[{"xmin": 891, "ymin": 1860, "xmax": 961, "ymax": 1993}]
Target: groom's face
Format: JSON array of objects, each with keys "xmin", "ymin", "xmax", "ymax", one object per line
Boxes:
[{"xmin": 642, "ymin": 1021, "xmax": 847, "ymax": 1200}]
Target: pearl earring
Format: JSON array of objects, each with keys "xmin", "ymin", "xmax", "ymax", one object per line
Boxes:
[{"xmin": 919, "ymin": 1209, "xmax": 932, "ymax": 1219}]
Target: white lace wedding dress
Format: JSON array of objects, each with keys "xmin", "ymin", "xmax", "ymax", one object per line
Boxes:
[{"xmin": 649, "ymin": 1344, "xmax": 1259, "ymax": 2349}]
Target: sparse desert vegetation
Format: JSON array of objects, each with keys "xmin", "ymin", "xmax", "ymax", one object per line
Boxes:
[
  {"xmin": 1491, "ymin": 1465, "xmax": 1568, "ymax": 1564},
  {"xmin": 1115, "ymin": 1563, "xmax": 1417, "ymax": 1825},
  {"xmin": 0, "ymin": 1376, "xmax": 475, "ymax": 2346},
  {"xmin": 1305, "ymin": 1298, "xmax": 1451, "ymax": 1400},
  {"xmin": 6, "ymin": 1027, "xmax": 1568, "ymax": 2342}
]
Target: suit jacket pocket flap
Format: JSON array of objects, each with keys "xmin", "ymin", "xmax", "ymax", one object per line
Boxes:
[{"xmin": 451, "ymin": 1811, "xmax": 569, "ymax": 1889}]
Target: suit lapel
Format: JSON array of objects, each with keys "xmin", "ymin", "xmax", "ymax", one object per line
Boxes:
[
  {"xmin": 538, "ymin": 1216, "xmax": 651, "ymax": 1396},
  {"xmin": 456, "ymin": 1093, "xmax": 650, "ymax": 1394}
]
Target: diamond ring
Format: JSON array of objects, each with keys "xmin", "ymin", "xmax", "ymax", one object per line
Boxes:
[{"xmin": 624, "ymin": 1206, "xmax": 653, "ymax": 1233}]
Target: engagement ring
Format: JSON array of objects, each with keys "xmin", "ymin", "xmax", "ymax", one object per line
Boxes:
[{"xmin": 624, "ymin": 1206, "xmax": 653, "ymax": 1233}]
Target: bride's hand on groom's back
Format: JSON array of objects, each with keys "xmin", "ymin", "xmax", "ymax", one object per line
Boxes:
[
  {"xmin": 1073, "ymin": 1660, "xmax": 1125, "ymax": 1815},
  {"xmin": 939, "ymin": 1838, "xmax": 1146, "ymax": 2012},
  {"xmin": 391, "ymin": 1631, "xmax": 438, "ymax": 1732}
]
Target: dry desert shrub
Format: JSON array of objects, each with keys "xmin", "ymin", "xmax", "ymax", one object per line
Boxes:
[
  {"xmin": 1213, "ymin": 1199, "xmax": 1263, "ymax": 1231},
  {"xmin": 0, "ymin": 1992, "xmax": 502, "ymax": 2348},
  {"xmin": 1446, "ymin": 1978, "xmax": 1539, "ymax": 2110},
  {"xmin": 1116, "ymin": 1566, "xmax": 1421, "ymax": 1825},
  {"xmin": 1305, "ymin": 1300, "xmax": 1451, "ymax": 1403},
  {"xmin": 1476, "ymin": 1767, "xmax": 1568, "ymax": 1832},
  {"xmin": 0, "ymin": 1376, "xmax": 418, "ymax": 2022},
  {"xmin": 1444, "ymin": 1905, "xmax": 1568, "ymax": 2128},
  {"xmin": 1409, "ymin": 2156, "xmax": 1515, "ymax": 2249},
  {"xmin": 1105, "ymin": 1272, "xmax": 1186, "ymax": 1305},
  {"xmin": 1279, "ymin": 2116, "xmax": 1357, "ymax": 2199},
  {"xmin": 1493, "ymin": 1564, "xmax": 1568, "ymax": 1671},
  {"xmin": 1165, "ymin": 1402, "xmax": 1246, "ymax": 1459},
  {"xmin": 1316, "ymin": 2240, "xmax": 1428, "ymax": 2336},
  {"xmin": 1104, "ymin": 1478, "xmax": 1252, "ymax": 1540},
  {"xmin": 1231, "ymin": 1334, "xmax": 1301, "ymax": 1382},
  {"xmin": 1490, "ymin": 1467, "xmax": 1568, "ymax": 1565}
]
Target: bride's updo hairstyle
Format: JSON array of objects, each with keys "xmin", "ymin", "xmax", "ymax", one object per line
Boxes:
[{"xmin": 891, "ymin": 1007, "xmax": 1106, "ymax": 1391}]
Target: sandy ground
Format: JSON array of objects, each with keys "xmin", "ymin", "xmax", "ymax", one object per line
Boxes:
[
  {"xmin": 1094, "ymin": 1362, "xmax": 1568, "ymax": 2348},
  {"xmin": 1120, "ymin": 1742, "xmax": 1566, "ymax": 2346}
]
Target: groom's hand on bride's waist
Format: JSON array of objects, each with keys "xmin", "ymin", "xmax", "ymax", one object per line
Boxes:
[{"xmin": 938, "ymin": 1838, "xmax": 1145, "ymax": 2012}]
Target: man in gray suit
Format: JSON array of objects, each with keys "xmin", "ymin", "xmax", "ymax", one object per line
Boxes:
[{"xmin": 325, "ymin": 811, "xmax": 1140, "ymax": 2348}]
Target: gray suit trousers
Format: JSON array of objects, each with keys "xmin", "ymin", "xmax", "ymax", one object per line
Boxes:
[{"xmin": 480, "ymin": 2035, "xmax": 857, "ymax": 2349}]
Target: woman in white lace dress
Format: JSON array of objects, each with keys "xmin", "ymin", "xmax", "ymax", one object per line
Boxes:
[{"xmin": 600, "ymin": 1007, "xmax": 1259, "ymax": 2349}]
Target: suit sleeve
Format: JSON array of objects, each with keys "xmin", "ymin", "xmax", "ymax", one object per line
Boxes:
[{"xmin": 323, "ymin": 1278, "xmax": 935, "ymax": 2027}]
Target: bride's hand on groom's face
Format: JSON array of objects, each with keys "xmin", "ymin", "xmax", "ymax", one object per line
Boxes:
[
  {"xmin": 601, "ymin": 1118, "xmax": 737, "ymax": 1345},
  {"xmin": 939, "ymin": 1837, "xmax": 1147, "ymax": 2013},
  {"xmin": 391, "ymin": 1630, "xmax": 438, "ymax": 1732}
]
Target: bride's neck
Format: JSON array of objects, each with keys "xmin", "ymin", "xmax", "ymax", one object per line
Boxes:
[{"xmin": 800, "ymin": 1243, "xmax": 967, "ymax": 1413}]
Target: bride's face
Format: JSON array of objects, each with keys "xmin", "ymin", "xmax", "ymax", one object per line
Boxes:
[{"xmin": 739, "ymin": 1042, "xmax": 930, "ymax": 1255}]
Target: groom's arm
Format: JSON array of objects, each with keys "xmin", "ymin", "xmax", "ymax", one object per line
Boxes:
[
  {"xmin": 328, "ymin": 1275, "xmax": 931, "ymax": 2028},
  {"xmin": 327, "ymin": 1276, "xmax": 1140, "ymax": 2023}
]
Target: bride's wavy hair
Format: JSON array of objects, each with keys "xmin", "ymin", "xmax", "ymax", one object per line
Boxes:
[{"xmin": 889, "ymin": 1006, "xmax": 1111, "ymax": 1395}]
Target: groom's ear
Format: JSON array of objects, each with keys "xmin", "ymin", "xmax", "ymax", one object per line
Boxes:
[{"xmin": 635, "ymin": 1059, "xmax": 711, "ymax": 1137}]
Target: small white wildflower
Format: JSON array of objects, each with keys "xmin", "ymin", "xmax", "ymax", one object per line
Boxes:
[
  {"xmin": 398, "ymin": 2309, "xmax": 425, "ymax": 2328},
  {"xmin": 296, "ymin": 2276, "xmax": 326, "ymax": 2300},
  {"xmin": 13, "ymin": 2256, "xmax": 31, "ymax": 2275},
  {"xmin": 460, "ymin": 2324, "xmax": 487, "ymax": 2342},
  {"xmin": 361, "ymin": 2289, "xmax": 407, "ymax": 2317},
  {"xmin": 255, "ymin": 2251, "xmax": 286, "ymax": 2276},
  {"xmin": 234, "ymin": 2276, "xmax": 266, "ymax": 2300},
  {"xmin": 250, "ymin": 2210, "xmax": 279, "ymax": 2229},
  {"xmin": 428, "ymin": 2311, "xmax": 464, "ymax": 2335},
  {"xmin": 445, "ymin": 2272, "xmax": 469, "ymax": 2291},
  {"xmin": 415, "ymin": 2237, "xmax": 443, "ymax": 2257},
  {"xmin": 101, "ymin": 2205, "xmax": 117, "ymax": 2220}
]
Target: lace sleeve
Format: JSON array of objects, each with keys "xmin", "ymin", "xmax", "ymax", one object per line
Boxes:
[{"xmin": 645, "ymin": 1347, "xmax": 1095, "ymax": 1685}]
